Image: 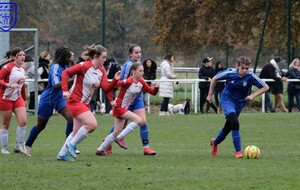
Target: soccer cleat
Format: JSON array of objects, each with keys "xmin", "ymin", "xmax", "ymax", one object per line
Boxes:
[
  {"xmin": 76, "ymin": 149, "xmax": 80, "ymax": 154},
  {"xmin": 211, "ymin": 138, "xmax": 218, "ymax": 157},
  {"xmin": 95, "ymin": 149, "xmax": 107, "ymax": 156},
  {"xmin": 1, "ymin": 149, "xmax": 11, "ymax": 154},
  {"xmin": 115, "ymin": 137, "xmax": 128, "ymax": 149},
  {"xmin": 57, "ymin": 154, "xmax": 73, "ymax": 161},
  {"xmin": 143, "ymin": 147, "xmax": 156, "ymax": 155},
  {"xmin": 235, "ymin": 151, "xmax": 243, "ymax": 158},
  {"xmin": 13, "ymin": 145, "xmax": 24, "ymax": 154},
  {"xmin": 105, "ymin": 144, "xmax": 113, "ymax": 155},
  {"xmin": 67, "ymin": 142, "xmax": 77, "ymax": 159},
  {"xmin": 23, "ymin": 143, "xmax": 31, "ymax": 157}
]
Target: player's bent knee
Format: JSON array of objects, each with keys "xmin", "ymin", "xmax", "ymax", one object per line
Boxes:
[
  {"xmin": 136, "ymin": 119, "xmax": 144, "ymax": 126},
  {"xmin": 227, "ymin": 113, "xmax": 239, "ymax": 130}
]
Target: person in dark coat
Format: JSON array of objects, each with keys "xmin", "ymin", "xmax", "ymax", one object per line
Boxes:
[
  {"xmin": 214, "ymin": 61, "xmax": 225, "ymax": 112},
  {"xmin": 102, "ymin": 58, "xmax": 121, "ymax": 114},
  {"xmin": 287, "ymin": 58, "xmax": 300, "ymax": 112},
  {"xmin": 142, "ymin": 59, "xmax": 157, "ymax": 105},
  {"xmin": 259, "ymin": 57, "xmax": 284, "ymax": 112},
  {"xmin": 198, "ymin": 57, "xmax": 218, "ymax": 114}
]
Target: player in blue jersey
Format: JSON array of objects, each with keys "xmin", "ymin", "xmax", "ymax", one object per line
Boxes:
[
  {"xmin": 105, "ymin": 43, "xmax": 156, "ymax": 155},
  {"xmin": 23, "ymin": 46, "xmax": 74, "ymax": 158},
  {"xmin": 206, "ymin": 56, "xmax": 269, "ymax": 158}
]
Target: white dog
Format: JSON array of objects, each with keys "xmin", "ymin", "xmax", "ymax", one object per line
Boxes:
[{"xmin": 168, "ymin": 99, "xmax": 190, "ymax": 115}]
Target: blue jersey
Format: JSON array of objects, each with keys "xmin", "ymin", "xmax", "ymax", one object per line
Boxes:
[
  {"xmin": 39, "ymin": 63, "xmax": 69, "ymax": 105},
  {"xmin": 217, "ymin": 68, "xmax": 266, "ymax": 104},
  {"xmin": 120, "ymin": 59, "xmax": 143, "ymax": 107},
  {"xmin": 120, "ymin": 59, "xmax": 134, "ymax": 80}
]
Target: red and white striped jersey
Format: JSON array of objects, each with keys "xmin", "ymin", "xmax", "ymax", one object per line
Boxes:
[
  {"xmin": 61, "ymin": 60, "xmax": 117, "ymax": 105},
  {"xmin": 0, "ymin": 62, "xmax": 26, "ymax": 101},
  {"xmin": 115, "ymin": 77, "xmax": 158, "ymax": 109}
]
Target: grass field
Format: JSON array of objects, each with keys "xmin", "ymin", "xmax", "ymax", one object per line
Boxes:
[{"xmin": 0, "ymin": 112, "xmax": 299, "ymax": 189}]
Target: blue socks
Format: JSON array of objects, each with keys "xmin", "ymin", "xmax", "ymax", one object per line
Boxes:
[
  {"xmin": 109, "ymin": 124, "xmax": 149, "ymax": 147},
  {"xmin": 66, "ymin": 122, "xmax": 73, "ymax": 138},
  {"xmin": 232, "ymin": 130, "xmax": 241, "ymax": 152},
  {"xmin": 214, "ymin": 129, "xmax": 241, "ymax": 152},
  {"xmin": 25, "ymin": 126, "xmax": 40, "ymax": 147},
  {"xmin": 109, "ymin": 125, "xmax": 115, "ymax": 134},
  {"xmin": 140, "ymin": 124, "xmax": 149, "ymax": 146},
  {"xmin": 214, "ymin": 129, "xmax": 227, "ymax": 145}
]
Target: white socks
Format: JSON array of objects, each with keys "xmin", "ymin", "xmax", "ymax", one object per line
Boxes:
[
  {"xmin": 117, "ymin": 122, "xmax": 139, "ymax": 139},
  {"xmin": 16, "ymin": 126, "xmax": 26, "ymax": 147},
  {"xmin": 98, "ymin": 133, "xmax": 115, "ymax": 151},
  {"xmin": 0, "ymin": 129, "xmax": 8, "ymax": 150},
  {"xmin": 70, "ymin": 126, "xmax": 89, "ymax": 146},
  {"xmin": 58, "ymin": 134, "xmax": 74, "ymax": 156}
]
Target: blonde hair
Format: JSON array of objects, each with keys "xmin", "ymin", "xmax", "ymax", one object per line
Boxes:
[
  {"xmin": 84, "ymin": 44, "xmax": 107, "ymax": 59},
  {"xmin": 289, "ymin": 58, "xmax": 300, "ymax": 68},
  {"xmin": 39, "ymin": 50, "xmax": 49, "ymax": 59}
]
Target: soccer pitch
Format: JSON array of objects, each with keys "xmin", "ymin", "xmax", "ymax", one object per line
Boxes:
[{"xmin": 0, "ymin": 113, "xmax": 299, "ymax": 189}]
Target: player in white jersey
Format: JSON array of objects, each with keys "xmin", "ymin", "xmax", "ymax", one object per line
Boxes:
[
  {"xmin": 96, "ymin": 63, "xmax": 159, "ymax": 156},
  {"xmin": 0, "ymin": 47, "xmax": 27, "ymax": 154},
  {"xmin": 56, "ymin": 44, "xmax": 122, "ymax": 161}
]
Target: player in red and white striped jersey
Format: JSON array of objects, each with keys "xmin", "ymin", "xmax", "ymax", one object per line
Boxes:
[
  {"xmin": 57, "ymin": 44, "xmax": 122, "ymax": 161},
  {"xmin": 0, "ymin": 47, "xmax": 27, "ymax": 154},
  {"xmin": 96, "ymin": 63, "xmax": 159, "ymax": 156}
]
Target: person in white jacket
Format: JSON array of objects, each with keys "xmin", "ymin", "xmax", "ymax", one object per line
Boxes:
[
  {"xmin": 159, "ymin": 54, "xmax": 177, "ymax": 115},
  {"xmin": 23, "ymin": 55, "xmax": 44, "ymax": 111}
]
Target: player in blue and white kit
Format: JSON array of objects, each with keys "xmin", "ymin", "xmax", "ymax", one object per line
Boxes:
[
  {"xmin": 206, "ymin": 56, "xmax": 269, "ymax": 158},
  {"xmin": 23, "ymin": 47, "xmax": 74, "ymax": 158},
  {"xmin": 106, "ymin": 43, "xmax": 156, "ymax": 155}
]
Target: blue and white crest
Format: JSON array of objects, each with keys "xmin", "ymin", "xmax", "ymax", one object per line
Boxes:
[
  {"xmin": 243, "ymin": 81, "xmax": 247, "ymax": 86},
  {"xmin": 0, "ymin": 2, "xmax": 18, "ymax": 32}
]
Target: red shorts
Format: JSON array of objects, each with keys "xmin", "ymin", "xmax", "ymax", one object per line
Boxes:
[
  {"xmin": 66, "ymin": 100, "xmax": 90, "ymax": 118},
  {"xmin": 0, "ymin": 97, "xmax": 25, "ymax": 111},
  {"xmin": 112, "ymin": 106, "xmax": 128, "ymax": 118}
]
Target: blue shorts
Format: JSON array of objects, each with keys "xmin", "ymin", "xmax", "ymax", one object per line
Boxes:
[
  {"xmin": 221, "ymin": 100, "xmax": 244, "ymax": 118},
  {"xmin": 38, "ymin": 98, "xmax": 66, "ymax": 120},
  {"xmin": 128, "ymin": 95, "xmax": 144, "ymax": 111}
]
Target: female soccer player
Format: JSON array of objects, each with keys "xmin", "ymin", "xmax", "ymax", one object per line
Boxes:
[
  {"xmin": 23, "ymin": 46, "xmax": 74, "ymax": 157},
  {"xmin": 105, "ymin": 43, "xmax": 157, "ymax": 155},
  {"xmin": 56, "ymin": 44, "xmax": 121, "ymax": 161},
  {"xmin": 206, "ymin": 56, "xmax": 269, "ymax": 158},
  {"xmin": 96, "ymin": 63, "xmax": 159, "ymax": 156},
  {"xmin": 0, "ymin": 47, "xmax": 27, "ymax": 154}
]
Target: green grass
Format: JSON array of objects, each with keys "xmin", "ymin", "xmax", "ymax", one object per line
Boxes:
[{"xmin": 0, "ymin": 113, "xmax": 300, "ymax": 189}]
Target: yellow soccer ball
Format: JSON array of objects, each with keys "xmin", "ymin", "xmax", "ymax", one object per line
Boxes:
[{"xmin": 244, "ymin": 145, "xmax": 260, "ymax": 159}]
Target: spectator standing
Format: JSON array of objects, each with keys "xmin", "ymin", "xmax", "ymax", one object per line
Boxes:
[
  {"xmin": 198, "ymin": 57, "xmax": 218, "ymax": 114},
  {"xmin": 76, "ymin": 50, "xmax": 89, "ymax": 64},
  {"xmin": 0, "ymin": 51, "xmax": 12, "ymax": 69},
  {"xmin": 159, "ymin": 54, "xmax": 177, "ymax": 115},
  {"xmin": 102, "ymin": 58, "xmax": 121, "ymax": 114},
  {"xmin": 287, "ymin": 58, "xmax": 300, "ymax": 112},
  {"xmin": 214, "ymin": 61, "xmax": 225, "ymax": 112},
  {"xmin": 38, "ymin": 50, "xmax": 51, "ymax": 89},
  {"xmin": 259, "ymin": 57, "xmax": 282, "ymax": 113},
  {"xmin": 270, "ymin": 57, "xmax": 288, "ymax": 112},
  {"xmin": 143, "ymin": 59, "xmax": 157, "ymax": 105},
  {"xmin": 23, "ymin": 55, "xmax": 43, "ymax": 111}
]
